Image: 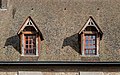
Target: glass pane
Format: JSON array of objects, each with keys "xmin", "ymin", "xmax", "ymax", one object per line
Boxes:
[
  {"xmin": 93, "ymin": 40, "xmax": 95, "ymax": 44},
  {"xmin": 93, "ymin": 45, "xmax": 95, "ymax": 48},
  {"xmin": 26, "ymin": 49, "xmax": 28, "ymax": 54},
  {"xmin": 33, "ymin": 44, "xmax": 36, "ymax": 47},
  {"xmin": 26, "ymin": 40, "xmax": 28, "ymax": 44},
  {"xmin": 86, "ymin": 45, "xmax": 88, "ymax": 48},
  {"xmin": 90, "ymin": 40, "xmax": 92, "ymax": 44},
  {"xmin": 33, "ymin": 36, "xmax": 36, "ymax": 39},
  {"xmin": 89, "ymin": 46, "xmax": 91, "ymax": 48},
  {"xmin": 33, "ymin": 41, "xmax": 36, "ymax": 45},
  {"xmin": 29, "ymin": 36, "xmax": 32, "ymax": 39},
  {"xmin": 91, "ymin": 36, "xmax": 93, "ymax": 39},
  {"xmin": 29, "ymin": 50, "xmax": 32, "ymax": 53},
  {"xmin": 26, "ymin": 36, "xmax": 28, "ymax": 39},
  {"xmin": 86, "ymin": 35, "xmax": 88, "ymax": 39},
  {"xmin": 86, "ymin": 50, "xmax": 88, "ymax": 54},
  {"xmin": 90, "ymin": 50, "xmax": 93, "ymax": 54},
  {"xmin": 33, "ymin": 49, "xmax": 36, "ymax": 54},
  {"xmin": 93, "ymin": 36, "xmax": 95, "ymax": 39},
  {"xmin": 31, "ymin": 45, "xmax": 33, "ymax": 49},
  {"xmin": 29, "ymin": 45, "xmax": 31, "ymax": 48},
  {"xmin": 86, "ymin": 40, "xmax": 89, "ymax": 45},
  {"xmin": 26, "ymin": 45, "xmax": 28, "ymax": 48},
  {"xmin": 91, "ymin": 46, "xmax": 94, "ymax": 48},
  {"xmin": 93, "ymin": 50, "xmax": 95, "ymax": 54},
  {"xmin": 29, "ymin": 40, "xmax": 32, "ymax": 44}
]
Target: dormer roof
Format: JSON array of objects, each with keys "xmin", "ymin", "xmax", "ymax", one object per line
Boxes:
[
  {"xmin": 17, "ymin": 16, "xmax": 40, "ymax": 35},
  {"xmin": 79, "ymin": 16, "xmax": 103, "ymax": 35}
]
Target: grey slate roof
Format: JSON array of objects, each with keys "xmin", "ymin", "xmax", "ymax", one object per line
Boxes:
[{"xmin": 0, "ymin": 0, "xmax": 119, "ymax": 62}]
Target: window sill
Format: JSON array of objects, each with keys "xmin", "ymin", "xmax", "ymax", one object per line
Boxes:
[
  {"xmin": 0, "ymin": 9, "xmax": 7, "ymax": 11},
  {"xmin": 21, "ymin": 55, "xmax": 39, "ymax": 57},
  {"xmin": 20, "ymin": 55, "xmax": 39, "ymax": 61},
  {"xmin": 80, "ymin": 55, "xmax": 99, "ymax": 57}
]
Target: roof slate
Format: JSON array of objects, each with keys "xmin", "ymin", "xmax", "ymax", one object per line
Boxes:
[{"xmin": 0, "ymin": 0, "xmax": 119, "ymax": 62}]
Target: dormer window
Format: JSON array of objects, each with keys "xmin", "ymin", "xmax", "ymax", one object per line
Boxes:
[
  {"xmin": 17, "ymin": 16, "xmax": 43, "ymax": 56},
  {"xmin": 0, "ymin": 0, "xmax": 2, "ymax": 8},
  {"xmin": 79, "ymin": 16, "xmax": 103, "ymax": 56},
  {"xmin": 0, "ymin": 0, "xmax": 7, "ymax": 9}
]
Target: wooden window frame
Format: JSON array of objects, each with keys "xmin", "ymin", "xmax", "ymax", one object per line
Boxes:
[
  {"xmin": 81, "ymin": 31, "xmax": 100, "ymax": 56},
  {"xmin": 21, "ymin": 31, "xmax": 40, "ymax": 56},
  {"xmin": 24, "ymin": 34, "xmax": 36, "ymax": 55}
]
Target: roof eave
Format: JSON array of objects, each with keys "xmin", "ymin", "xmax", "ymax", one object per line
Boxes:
[{"xmin": 0, "ymin": 61, "xmax": 120, "ymax": 66}]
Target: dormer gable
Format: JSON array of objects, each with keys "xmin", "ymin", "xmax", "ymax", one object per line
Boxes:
[
  {"xmin": 79, "ymin": 16, "xmax": 103, "ymax": 36},
  {"xmin": 17, "ymin": 16, "xmax": 40, "ymax": 35}
]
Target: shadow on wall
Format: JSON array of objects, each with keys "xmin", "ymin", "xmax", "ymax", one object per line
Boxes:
[
  {"xmin": 62, "ymin": 33, "xmax": 80, "ymax": 54},
  {"xmin": 4, "ymin": 35, "xmax": 20, "ymax": 53}
]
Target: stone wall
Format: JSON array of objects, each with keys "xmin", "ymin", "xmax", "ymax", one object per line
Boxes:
[{"xmin": 0, "ymin": 66, "xmax": 120, "ymax": 75}]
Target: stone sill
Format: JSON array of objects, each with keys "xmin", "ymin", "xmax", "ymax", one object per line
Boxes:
[
  {"xmin": 21, "ymin": 55, "xmax": 39, "ymax": 57},
  {"xmin": 0, "ymin": 9, "xmax": 7, "ymax": 11},
  {"xmin": 20, "ymin": 55, "xmax": 39, "ymax": 61},
  {"xmin": 80, "ymin": 55, "xmax": 99, "ymax": 57}
]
